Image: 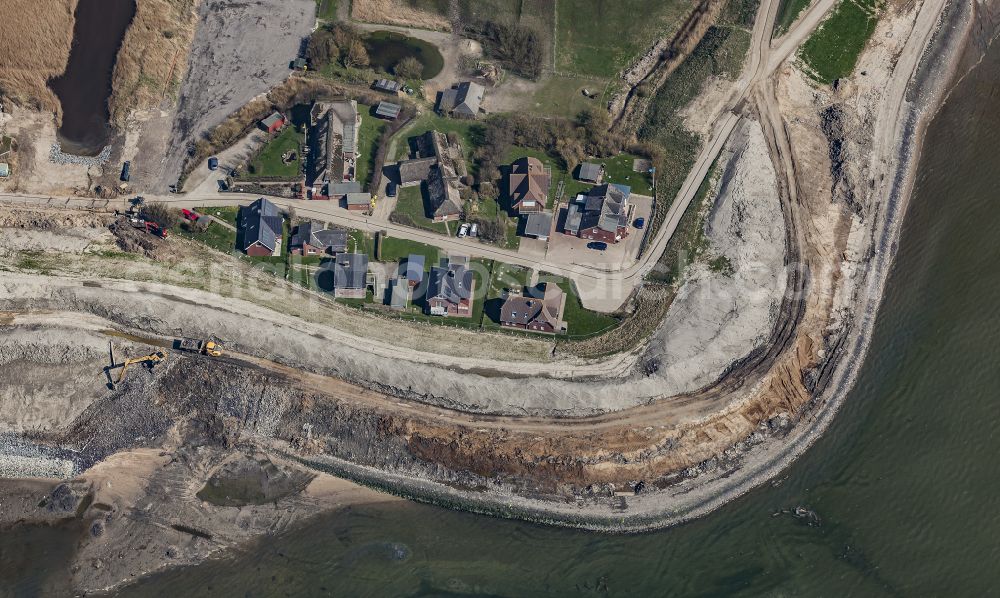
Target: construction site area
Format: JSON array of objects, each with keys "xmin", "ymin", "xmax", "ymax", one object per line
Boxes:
[{"xmin": 0, "ymin": 0, "xmax": 970, "ymax": 590}]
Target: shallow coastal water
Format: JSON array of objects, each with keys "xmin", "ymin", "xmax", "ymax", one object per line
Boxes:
[
  {"xmin": 109, "ymin": 41, "xmax": 1000, "ymax": 596},
  {"xmin": 47, "ymin": 0, "xmax": 136, "ymax": 156},
  {"xmin": 4, "ymin": 22, "xmax": 1000, "ymax": 598}
]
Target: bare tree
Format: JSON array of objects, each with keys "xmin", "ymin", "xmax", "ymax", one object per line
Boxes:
[{"xmin": 344, "ymin": 39, "xmax": 370, "ymax": 68}]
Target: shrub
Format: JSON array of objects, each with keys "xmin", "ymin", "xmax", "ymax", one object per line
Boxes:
[
  {"xmin": 394, "ymin": 56, "xmax": 423, "ymax": 79},
  {"xmin": 466, "ymin": 20, "xmax": 543, "ymax": 80},
  {"xmin": 142, "ymin": 202, "xmax": 179, "ymax": 229}
]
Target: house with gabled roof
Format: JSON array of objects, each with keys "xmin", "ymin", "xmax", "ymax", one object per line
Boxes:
[
  {"xmin": 500, "ymin": 283, "xmax": 566, "ymax": 334},
  {"xmin": 237, "ymin": 197, "xmax": 284, "ymax": 257},
  {"xmin": 427, "ymin": 163, "xmax": 463, "ymax": 222},
  {"xmin": 508, "ymin": 156, "xmax": 550, "ymax": 214},
  {"xmin": 426, "ymin": 259, "xmax": 475, "ymax": 317},
  {"xmin": 563, "ymin": 183, "xmax": 631, "ymax": 244},
  {"xmin": 306, "ymin": 100, "xmax": 360, "ymax": 194},
  {"xmin": 289, "ymin": 222, "xmax": 347, "ymax": 256},
  {"xmin": 437, "ymin": 82, "xmax": 485, "ymax": 119},
  {"xmin": 317, "ymin": 252, "xmax": 370, "ymax": 298}
]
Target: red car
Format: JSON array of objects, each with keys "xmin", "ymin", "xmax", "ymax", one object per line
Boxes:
[{"xmin": 181, "ymin": 208, "xmax": 200, "ymax": 222}]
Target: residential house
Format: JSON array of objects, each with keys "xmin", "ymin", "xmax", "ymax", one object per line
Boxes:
[
  {"xmin": 260, "ymin": 112, "xmax": 286, "ymax": 133},
  {"xmin": 499, "ymin": 283, "xmax": 566, "ymax": 334},
  {"xmin": 437, "ymin": 82, "xmax": 485, "ymax": 119},
  {"xmin": 289, "ymin": 222, "xmax": 347, "ymax": 256},
  {"xmin": 523, "ymin": 212, "xmax": 553, "ymax": 240},
  {"xmin": 345, "ymin": 192, "xmax": 372, "ymax": 212},
  {"xmin": 508, "ymin": 156, "xmax": 550, "ymax": 214},
  {"xmin": 563, "ymin": 184, "xmax": 631, "ymax": 244},
  {"xmin": 375, "ymin": 101, "xmax": 401, "ymax": 120},
  {"xmin": 318, "ymin": 252, "xmax": 369, "ymax": 299},
  {"xmin": 403, "ymin": 254, "xmax": 425, "ymax": 288},
  {"xmin": 237, "ymin": 197, "xmax": 284, "ymax": 257},
  {"xmin": 427, "ymin": 163, "xmax": 463, "ymax": 222},
  {"xmin": 306, "ymin": 100, "xmax": 360, "ymax": 194},
  {"xmin": 426, "ymin": 260, "xmax": 475, "ymax": 317},
  {"xmin": 577, "ymin": 162, "xmax": 604, "ymax": 184}
]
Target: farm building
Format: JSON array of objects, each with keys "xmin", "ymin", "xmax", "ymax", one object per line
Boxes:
[
  {"xmin": 397, "ymin": 157, "xmax": 437, "ymax": 187},
  {"xmin": 499, "ymin": 283, "xmax": 566, "ymax": 334},
  {"xmin": 427, "ymin": 164, "xmax": 463, "ymax": 222},
  {"xmin": 375, "ymin": 101, "xmax": 402, "ymax": 120},
  {"xmin": 438, "ymin": 82, "xmax": 485, "ymax": 119},
  {"xmin": 306, "ymin": 100, "xmax": 360, "ymax": 193},
  {"xmin": 260, "ymin": 112, "xmax": 286, "ymax": 133},
  {"xmin": 325, "ymin": 180, "xmax": 363, "ymax": 200},
  {"xmin": 373, "ymin": 78, "xmax": 401, "ymax": 94},
  {"xmin": 237, "ymin": 198, "xmax": 283, "ymax": 257},
  {"xmin": 508, "ymin": 156, "xmax": 550, "ymax": 214},
  {"xmin": 577, "ymin": 162, "xmax": 604, "ymax": 184},
  {"xmin": 345, "ymin": 192, "xmax": 372, "ymax": 211}
]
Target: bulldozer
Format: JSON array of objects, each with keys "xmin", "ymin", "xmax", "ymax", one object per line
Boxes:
[{"xmin": 115, "ymin": 350, "xmax": 168, "ymax": 384}]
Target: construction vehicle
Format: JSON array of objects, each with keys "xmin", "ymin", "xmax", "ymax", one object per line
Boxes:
[
  {"xmin": 116, "ymin": 351, "xmax": 167, "ymax": 384},
  {"xmin": 176, "ymin": 338, "xmax": 223, "ymax": 357}
]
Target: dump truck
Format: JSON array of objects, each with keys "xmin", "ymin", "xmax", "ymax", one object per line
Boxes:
[{"xmin": 176, "ymin": 338, "xmax": 223, "ymax": 357}]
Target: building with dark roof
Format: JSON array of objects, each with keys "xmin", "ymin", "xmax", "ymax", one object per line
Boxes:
[
  {"xmin": 523, "ymin": 212, "xmax": 553, "ymax": 240},
  {"xmin": 317, "ymin": 253, "xmax": 369, "ymax": 298},
  {"xmin": 508, "ymin": 156, "xmax": 550, "ymax": 214},
  {"xmin": 437, "ymin": 82, "xmax": 485, "ymax": 119},
  {"xmin": 577, "ymin": 162, "xmax": 604, "ymax": 184},
  {"xmin": 427, "ymin": 163, "xmax": 463, "ymax": 222},
  {"xmin": 397, "ymin": 157, "xmax": 437, "ymax": 187},
  {"xmin": 237, "ymin": 198, "xmax": 283, "ymax": 257},
  {"xmin": 499, "ymin": 283, "xmax": 566, "ymax": 333},
  {"xmin": 404, "ymin": 254, "xmax": 426, "ymax": 288},
  {"xmin": 326, "ymin": 180, "xmax": 362, "ymax": 199},
  {"xmin": 563, "ymin": 183, "xmax": 631, "ymax": 244},
  {"xmin": 306, "ymin": 100, "xmax": 360, "ymax": 192},
  {"xmin": 427, "ymin": 260, "xmax": 475, "ymax": 317},
  {"xmin": 373, "ymin": 78, "xmax": 401, "ymax": 94},
  {"xmin": 289, "ymin": 222, "xmax": 347, "ymax": 256},
  {"xmin": 375, "ymin": 101, "xmax": 402, "ymax": 120}
]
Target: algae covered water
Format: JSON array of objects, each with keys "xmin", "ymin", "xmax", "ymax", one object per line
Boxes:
[{"xmin": 111, "ymin": 41, "xmax": 1000, "ymax": 596}]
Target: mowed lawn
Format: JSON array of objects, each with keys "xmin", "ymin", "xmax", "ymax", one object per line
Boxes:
[
  {"xmin": 799, "ymin": 0, "xmax": 884, "ymax": 83},
  {"xmin": 390, "ymin": 184, "xmax": 451, "ymax": 235},
  {"xmin": 249, "ymin": 127, "xmax": 302, "ymax": 179},
  {"xmin": 357, "ymin": 107, "xmax": 387, "ymax": 189},
  {"xmin": 556, "ymin": 0, "xmax": 698, "ymax": 77}
]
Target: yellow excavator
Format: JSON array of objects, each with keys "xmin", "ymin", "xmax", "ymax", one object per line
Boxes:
[{"xmin": 116, "ymin": 350, "xmax": 168, "ymax": 384}]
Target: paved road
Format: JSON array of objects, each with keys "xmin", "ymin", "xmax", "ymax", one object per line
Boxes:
[{"xmin": 0, "ymin": 0, "xmax": 838, "ymax": 312}]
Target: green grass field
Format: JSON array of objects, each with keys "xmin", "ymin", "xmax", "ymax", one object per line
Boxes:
[
  {"xmin": 799, "ymin": 0, "xmax": 883, "ymax": 83},
  {"xmin": 357, "ymin": 108, "xmax": 388, "ymax": 189},
  {"xmin": 539, "ymin": 274, "xmax": 620, "ymax": 337},
  {"xmin": 394, "ymin": 113, "xmax": 484, "ymax": 170},
  {"xmin": 390, "ymin": 185, "xmax": 451, "ymax": 235},
  {"xmin": 248, "ymin": 127, "xmax": 302, "ymax": 179},
  {"xmin": 556, "ymin": 0, "xmax": 697, "ymax": 78},
  {"xmin": 316, "ymin": 0, "xmax": 337, "ymax": 20},
  {"xmin": 378, "ymin": 236, "xmax": 444, "ymax": 266},
  {"xmin": 773, "ymin": 0, "xmax": 812, "ymax": 35}
]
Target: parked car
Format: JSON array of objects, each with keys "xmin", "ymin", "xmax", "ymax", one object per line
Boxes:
[
  {"xmin": 469, "ymin": 223, "xmax": 478, "ymax": 238},
  {"xmin": 386, "ymin": 182, "xmax": 397, "ymax": 197},
  {"xmin": 120, "ymin": 161, "xmax": 131, "ymax": 182},
  {"xmin": 207, "ymin": 156, "xmax": 219, "ymax": 170},
  {"xmin": 633, "ymin": 217, "xmax": 645, "ymax": 229},
  {"xmin": 458, "ymin": 223, "xmax": 470, "ymax": 238},
  {"xmin": 587, "ymin": 241, "xmax": 608, "ymax": 251},
  {"xmin": 181, "ymin": 208, "xmax": 200, "ymax": 222}
]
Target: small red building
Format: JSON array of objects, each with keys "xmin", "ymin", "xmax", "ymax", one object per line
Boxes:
[{"xmin": 260, "ymin": 111, "xmax": 286, "ymax": 134}]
